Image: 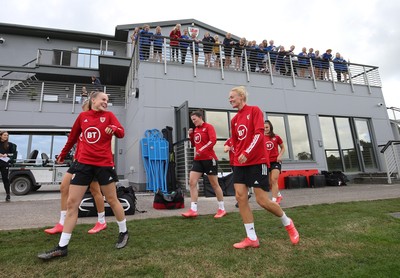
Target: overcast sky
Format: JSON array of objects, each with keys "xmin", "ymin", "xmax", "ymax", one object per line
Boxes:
[{"xmin": 1, "ymin": 0, "xmax": 398, "ymax": 111}]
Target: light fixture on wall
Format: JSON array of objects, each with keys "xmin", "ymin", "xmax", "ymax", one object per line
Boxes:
[
  {"xmin": 46, "ymin": 36, "xmax": 50, "ymax": 42},
  {"xmin": 0, "ymin": 37, "xmax": 5, "ymax": 44}
]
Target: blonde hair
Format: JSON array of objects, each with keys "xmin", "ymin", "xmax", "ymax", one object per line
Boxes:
[{"xmin": 231, "ymin": 86, "xmax": 248, "ymax": 102}]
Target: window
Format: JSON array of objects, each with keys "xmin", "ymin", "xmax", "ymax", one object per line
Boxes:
[
  {"xmin": 77, "ymin": 48, "xmax": 113, "ymax": 69},
  {"xmin": 205, "ymin": 111, "xmax": 229, "ymax": 138},
  {"xmin": 267, "ymin": 114, "xmax": 312, "ymax": 161}
]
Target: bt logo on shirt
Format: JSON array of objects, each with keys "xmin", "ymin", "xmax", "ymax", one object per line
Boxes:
[
  {"xmin": 266, "ymin": 141, "xmax": 274, "ymax": 150},
  {"xmin": 84, "ymin": 127, "xmax": 101, "ymax": 144},
  {"xmin": 237, "ymin": 125, "xmax": 248, "ymax": 141},
  {"xmin": 194, "ymin": 133, "xmax": 202, "ymax": 144}
]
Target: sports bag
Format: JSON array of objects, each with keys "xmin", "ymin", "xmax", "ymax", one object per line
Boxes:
[
  {"xmin": 153, "ymin": 187, "xmax": 185, "ymax": 210},
  {"xmin": 78, "ymin": 185, "xmax": 136, "ymax": 217}
]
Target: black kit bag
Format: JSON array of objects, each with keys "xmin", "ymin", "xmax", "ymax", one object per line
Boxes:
[
  {"xmin": 322, "ymin": 171, "xmax": 348, "ymax": 186},
  {"xmin": 203, "ymin": 172, "xmax": 235, "ymax": 197},
  {"xmin": 78, "ymin": 186, "xmax": 137, "ymax": 217},
  {"xmin": 309, "ymin": 174, "xmax": 326, "ymax": 188},
  {"xmin": 153, "ymin": 187, "xmax": 185, "ymax": 209},
  {"xmin": 284, "ymin": 175, "xmax": 308, "ymax": 189}
]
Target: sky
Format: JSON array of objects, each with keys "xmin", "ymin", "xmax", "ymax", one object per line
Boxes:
[{"xmin": 1, "ymin": 0, "xmax": 399, "ymax": 114}]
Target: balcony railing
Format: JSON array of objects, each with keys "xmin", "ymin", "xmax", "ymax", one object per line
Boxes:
[
  {"xmin": 0, "ymin": 79, "xmax": 126, "ymax": 112},
  {"xmin": 125, "ymin": 33, "xmax": 382, "ymax": 102}
]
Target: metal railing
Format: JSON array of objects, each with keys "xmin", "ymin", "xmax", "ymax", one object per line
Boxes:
[
  {"xmin": 0, "ymin": 78, "xmax": 126, "ymax": 111},
  {"xmin": 380, "ymin": 141, "xmax": 400, "ymax": 183},
  {"xmin": 125, "ymin": 33, "xmax": 382, "ymax": 103}
]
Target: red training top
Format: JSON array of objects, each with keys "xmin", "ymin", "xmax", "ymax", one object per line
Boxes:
[
  {"xmin": 264, "ymin": 134, "xmax": 283, "ymax": 163},
  {"xmin": 231, "ymin": 104, "xmax": 269, "ymax": 167},
  {"xmin": 189, "ymin": 122, "xmax": 218, "ymax": 161},
  {"xmin": 59, "ymin": 110, "xmax": 124, "ymax": 167}
]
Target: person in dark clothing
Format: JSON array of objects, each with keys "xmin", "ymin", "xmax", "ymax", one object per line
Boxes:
[
  {"xmin": 0, "ymin": 131, "xmax": 17, "ymax": 202},
  {"xmin": 180, "ymin": 29, "xmax": 190, "ymax": 64},
  {"xmin": 223, "ymin": 33, "xmax": 234, "ymax": 69}
]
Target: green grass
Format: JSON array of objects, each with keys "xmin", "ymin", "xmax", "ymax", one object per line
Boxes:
[{"xmin": 1, "ymin": 199, "xmax": 400, "ymax": 278}]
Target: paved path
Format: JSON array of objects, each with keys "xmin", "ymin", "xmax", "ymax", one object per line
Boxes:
[{"xmin": 1, "ymin": 183, "xmax": 400, "ymax": 231}]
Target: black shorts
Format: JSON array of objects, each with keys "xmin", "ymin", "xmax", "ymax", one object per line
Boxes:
[
  {"xmin": 191, "ymin": 159, "xmax": 218, "ymax": 175},
  {"xmin": 269, "ymin": 162, "xmax": 282, "ymax": 173},
  {"xmin": 233, "ymin": 164, "xmax": 269, "ymax": 191},
  {"xmin": 71, "ymin": 162, "xmax": 119, "ymax": 186},
  {"xmin": 67, "ymin": 160, "xmax": 79, "ymax": 174}
]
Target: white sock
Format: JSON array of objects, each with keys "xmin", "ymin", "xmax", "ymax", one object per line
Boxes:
[
  {"xmin": 272, "ymin": 197, "xmax": 277, "ymax": 202},
  {"xmin": 117, "ymin": 219, "xmax": 127, "ymax": 233},
  {"xmin": 59, "ymin": 232, "xmax": 71, "ymax": 247},
  {"xmin": 218, "ymin": 201, "xmax": 225, "ymax": 211},
  {"xmin": 59, "ymin": 211, "xmax": 67, "ymax": 225},
  {"xmin": 244, "ymin": 223, "xmax": 257, "ymax": 240},
  {"xmin": 280, "ymin": 212, "xmax": 291, "ymax": 226},
  {"xmin": 97, "ymin": 211, "xmax": 106, "ymax": 224},
  {"xmin": 191, "ymin": 202, "xmax": 198, "ymax": 212}
]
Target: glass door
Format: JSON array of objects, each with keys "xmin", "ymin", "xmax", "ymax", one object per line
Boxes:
[{"xmin": 354, "ymin": 119, "xmax": 378, "ymax": 171}]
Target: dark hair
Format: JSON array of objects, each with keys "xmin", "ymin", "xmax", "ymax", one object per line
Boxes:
[
  {"xmin": 265, "ymin": 120, "xmax": 275, "ymax": 137},
  {"xmin": 190, "ymin": 110, "xmax": 204, "ymax": 119},
  {"xmin": 0, "ymin": 130, "xmax": 10, "ymax": 150}
]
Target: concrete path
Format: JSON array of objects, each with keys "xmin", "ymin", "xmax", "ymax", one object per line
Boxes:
[{"xmin": 1, "ymin": 183, "xmax": 399, "ymax": 231}]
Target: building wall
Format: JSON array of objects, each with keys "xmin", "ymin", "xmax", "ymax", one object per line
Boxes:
[{"xmin": 122, "ymin": 62, "xmax": 393, "ymax": 186}]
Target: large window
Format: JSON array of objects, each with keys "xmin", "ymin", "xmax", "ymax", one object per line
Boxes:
[
  {"xmin": 319, "ymin": 116, "xmax": 377, "ymax": 172},
  {"xmin": 77, "ymin": 48, "xmax": 113, "ymax": 69},
  {"xmin": 267, "ymin": 114, "xmax": 312, "ymax": 161}
]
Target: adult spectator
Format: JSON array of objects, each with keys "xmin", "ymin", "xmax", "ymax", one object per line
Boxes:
[
  {"xmin": 0, "ymin": 131, "xmax": 17, "ymax": 202},
  {"xmin": 202, "ymin": 32, "xmax": 215, "ymax": 68},
  {"xmin": 233, "ymin": 37, "xmax": 246, "ymax": 71},
  {"xmin": 298, "ymin": 47, "xmax": 309, "ymax": 78},
  {"xmin": 276, "ymin": 46, "xmax": 287, "ymax": 75},
  {"xmin": 189, "ymin": 32, "xmax": 200, "ymax": 64},
  {"xmin": 333, "ymin": 52, "xmax": 348, "ymax": 82},
  {"xmin": 314, "ymin": 50, "xmax": 323, "ymax": 79},
  {"xmin": 212, "ymin": 35, "xmax": 221, "ymax": 68},
  {"xmin": 322, "ymin": 49, "xmax": 333, "ymax": 80},
  {"xmin": 307, "ymin": 48, "xmax": 316, "ymax": 78},
  {"xmin": 139, "ymin": 25, "xmax": 153, "ymax": 61},
  {"xmin": 285, "ymin": 45, "xmax": 297, "ymax": 76},
  {"xmin": 169, "ymin": 24, "xmax": 181, "ymax": 62},
  {"xmin": 180, "ymin": 29, "xmax": 190, "ymax": 64},
  {"xmin": 266, "ymin": 40, "xmax": 277, "ymax": 73},
  {"xmin": 153, "ymin": 26, "xmax": 163, "ymax": 63},
  {"xmin": 223, "ymin": 33, "xmax": 234, "ymax": 69},
  {"xmin": 91, "ymin": 76, "xmax": 102, "ymax": 90}
]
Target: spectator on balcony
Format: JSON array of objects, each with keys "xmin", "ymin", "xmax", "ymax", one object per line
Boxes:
[
  {"xmin": 202, "ymin": 32, "xmax": 215, "ymax": 68},
  {"xmin": 285, "ymin": 45, "xmax": 297, "ymax": 76},
  {"xmin": 169, "ymin": 24, "xmax": 181, "ymax": 62},
  {"xmin": 341, "ymin": 55, "xmax": 349, "ymax": 82},
  {"xmin": 321, "ymin": 49, "xmax": 333, "ymax": 80},
  {"xmin": 212, "ymin": 35, "xmax": 221, "ymax": 68},
  {"xmin": 130, "ymin": 27, "xmax": 140, "ymax": 56},
  {"xmin": 276, "ymin": 45, "xmax": 287, "ymax": 75},
  {"xmin": 307, "ymin": 48, "xmax": 316, "ymax": 78},
  {"xmin": 298, "ymin": 47, "xmax": 309, "ymax": 78},
  {"xmin": 257, "ymin": 41, "xmax": 267, "ymax": 73},
  {"xmin": 243, "ymin": 40, "xmax": 252, "ymax": 71},
  {"xmin": 153, "ymin": 26, "xmax": 163, "ymax": 63},
  {"xmin": 247, "ymin": 40, "xmax": 257, "ymax": 72},
  {"xmin": 233, "ymin": 37, "xmax": 246, "ymax": 71},
  {"xmin": 223, "ymin": 33, "xmax": 234, "ymax": 69},
  {"xmin": 189, "ymin": 32, "xmax": 200, "ymax": 64},
  {"xmin": 333, "ymin": 52, "xmax": 348, "ymax": 82},
  {"xmin": 91, "ymin": 76, "xmax": 102, "ymax": 90},
  {"xmin": 266, "ymin": 40, "xmax": 277, "ymax": 73},
  {"xmin": 180, "ymin": 29, "xmax": 190, "ymax": 64},
  {"xmin": 314, "ymin": 50, "xmax": 323, "ymax": 79},
  {"xmin": 139, "ymin": 25, "xmax": 152, "ymax": 61}
]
